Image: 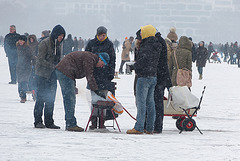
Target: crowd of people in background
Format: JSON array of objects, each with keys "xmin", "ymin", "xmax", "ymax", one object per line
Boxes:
[{"xmin": 2, "ymin": 23, "xmax": 240, "ymax": 134}]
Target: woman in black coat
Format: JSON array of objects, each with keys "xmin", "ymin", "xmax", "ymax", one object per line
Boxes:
[
  {"xmin": 16, "ymin": 35, "xmax": 35, "ymax": 103},
  {"xmin": 196, "ymin": 41, "xmax": 208, "ymax": 80}
]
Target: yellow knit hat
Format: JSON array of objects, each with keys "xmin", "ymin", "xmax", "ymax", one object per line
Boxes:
[{"xmin": 140, "ymin": 25, "xmax": 156, "ymax": 40}]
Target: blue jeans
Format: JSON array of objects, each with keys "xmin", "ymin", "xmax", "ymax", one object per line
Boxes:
[
  {"xmin": 134, "ymin": 77, "xmax": 157, "ymax": 132},
  {"xmin": 56, "ymin": 69, "xmax": 77, "ymax": 128},
  {"xmin": 34, "ymin": 71, "xmax": 57, "ymax": 126},
  {"xmin": 197, "ymin": 67, "xmax": 203, "ymax": 75}
]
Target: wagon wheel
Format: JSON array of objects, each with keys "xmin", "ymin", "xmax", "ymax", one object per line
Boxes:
[
  {"xmin": 182, "ymin": 118, "xmax": 196, "ymax": 131},
  {"xmin": 176, "ymin": 117, "xmax": 185, "ymax": 131}
]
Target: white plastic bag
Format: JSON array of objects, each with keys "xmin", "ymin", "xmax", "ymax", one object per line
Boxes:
[
  {"xmin": 90, "ymin": 91, "xmax": 106, "ymax": 104},
  {"xmin": 169, "ymin": 86, "xmax": 199, "ymax": 110}
]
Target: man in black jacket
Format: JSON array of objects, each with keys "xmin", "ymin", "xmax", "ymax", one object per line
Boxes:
[
  {"xmin": 154, "ymin": 32, "xmax": 172, "ymax": 133},
  {"xmin": 85, "ymin": 26, "xmax": 116, "ymax": 129},
  {"xmin": 4, "ymin": 25, "xmax": 20, "ymax": 84}
]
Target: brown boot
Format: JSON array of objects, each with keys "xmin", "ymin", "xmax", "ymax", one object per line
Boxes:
[
  {"xmin": 199, "ymin": 74, "xmax": 203, "ymax": 80},
  {"xmin": 66, "ymin": 125, "xmax": 84, "ymax": 132},
  {"xmin": 89, "ymin": 116, "xmax": 97, "ymax": 130},
  {"xmin": 126, "ymin": 128, "xmax": 143, "ymax": 134},
  {"xmin": 20, "ymin": 98, "xmax": 26, "ymax": 103}
]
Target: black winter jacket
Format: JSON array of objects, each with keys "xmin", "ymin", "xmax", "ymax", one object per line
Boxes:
[
  {"xmin": 4, "ymin": 32, "xmax": 20, "ymax": 57},
  {"xmin": 196, "ymin": 46, "xmax": 208, "ymax": 67},
  {"xmin": 155, "ymin": 32, "xmax": 172, "ymax": 88},
  {"xmin": 134, "ymin": 36, "xmax": 161, "ymax": 78},
  {"xmin": 63, "ymin": 37, "xmax": 74, "ymax": 55},
  {"xmin": 85, "ymin": 36, "xmax": 116, "ymax": 90}
]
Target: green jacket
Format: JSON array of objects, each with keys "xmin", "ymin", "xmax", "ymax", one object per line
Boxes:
[
  {"xmin": 169, "ymin": 36, "xmax": 192, "ymax": 86},
  {"xmin": 35, "ymin": 36, "xmax": 63, "ymax": 79}
]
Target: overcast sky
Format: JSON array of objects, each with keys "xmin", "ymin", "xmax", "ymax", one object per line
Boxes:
[{"xmin": 0, "ymin": 0, "xmax": 240, "ymax": 43}]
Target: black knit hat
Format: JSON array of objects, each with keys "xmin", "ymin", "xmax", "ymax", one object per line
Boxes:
[
  {"xmin": 97, "ymin": 26, "xmax": 107, "ymax": 35},
  {"xmin": 19, "ymin": 35, "xmax": 27, "ymax": 42}
]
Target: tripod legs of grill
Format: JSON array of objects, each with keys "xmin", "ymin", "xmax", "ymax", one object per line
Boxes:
[{"xmin": 85, "ymin": 107, "xmax": 121, "ymax": 132}]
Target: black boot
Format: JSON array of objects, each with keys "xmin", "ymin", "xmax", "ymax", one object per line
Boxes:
[
  {"xmin": 89, "ymin": 116, "xmax": 97, "ymax": 130},
  {"xmin": 46, "ymin": 124, "xmax": 60, "ymax": 129}
]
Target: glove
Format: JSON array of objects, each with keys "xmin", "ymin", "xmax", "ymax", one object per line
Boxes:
[
  {"xmin": 108, "ymin": 74, "xmax": 114, "ymax": 81},
  {"xmin": 94, "ymin": 90, "xmax": 106, "ymax": 99},
  {"xmin": 129, "ymin": 65, "xmax": 135, "ymax": 72}
]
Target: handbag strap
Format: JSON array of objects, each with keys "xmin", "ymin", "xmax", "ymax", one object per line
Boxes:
[{"xmin": 173, "ymin": 51, "xmax": 179, "ymax": 69}]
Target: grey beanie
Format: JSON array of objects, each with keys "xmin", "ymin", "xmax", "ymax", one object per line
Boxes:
[
  {"xmin": 42, "ymin": 30, "xmax": 51, "ymax": 37},
  {"xmin": 97, "ymin": 26, "xmax": 107, "ymax": 35}
]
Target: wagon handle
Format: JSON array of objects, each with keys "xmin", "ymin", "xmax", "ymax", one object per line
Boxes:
[{"xmin": 197, "ymin": 86, "xmax": 206, "ymax": 109}]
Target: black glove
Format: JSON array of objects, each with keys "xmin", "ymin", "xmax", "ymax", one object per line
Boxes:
[
  {"xmin": 129, "ymin": 65, "xmax": 135, "ymax": 72},
  {"xmin": 94, "ymin": 90, "xmax": 106, "ymax": 99},
  {"xmin": 108, "ymin": 74, "xmax": 114, "ymax": 81}
]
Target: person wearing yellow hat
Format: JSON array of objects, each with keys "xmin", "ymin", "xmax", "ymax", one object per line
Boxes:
[{"xmin": 127, "ymin": 25, "xmax": 161, "ymax": 134}]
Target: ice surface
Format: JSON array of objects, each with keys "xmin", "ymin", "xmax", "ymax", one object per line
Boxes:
[{"xmin": 0, "ymin": 46, "xmax": 239, "ymax": 161}]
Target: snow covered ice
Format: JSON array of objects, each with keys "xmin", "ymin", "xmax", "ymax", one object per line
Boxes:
[{"xmin": 0, "ymin": 46, "xmax": 240, "ymax": 161}]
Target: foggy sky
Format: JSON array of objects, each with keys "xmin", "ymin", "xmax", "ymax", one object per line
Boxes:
[{"xmin": 0, "ymin": 0, "xmax": 240, "ymax": 44}]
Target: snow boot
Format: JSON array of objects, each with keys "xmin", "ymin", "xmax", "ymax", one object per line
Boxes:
[
  {"xmin": 46, "ymin": 124, "xmax": 60, "ymax": 129},
  {"xmin": 66, "ymin": 125, "xmax": 84, "ymax": 132},
  {"xmin": 20, "ymin": 98, "xmax": 26, "ymax": 103},
  {"xmin": 89, "ymin": 116, "xmax": 97, "ymax": 130},
  {"xmin": 126, "ymin": 128, "xmax": 143, "ymax": 134},
  {"xmin": 199, "ymin": 74, "xmax": 203, "ymax": 80},
  {"xmin": 34, "ymin": 122, "xmax": 46, "ymax": 128}
]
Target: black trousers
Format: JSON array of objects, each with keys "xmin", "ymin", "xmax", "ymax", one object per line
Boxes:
[{"xmin": 154, "ymin": 85, "xmax": 165, "ymax": 132}]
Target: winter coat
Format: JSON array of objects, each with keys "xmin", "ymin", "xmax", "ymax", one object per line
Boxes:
[
  {"xmin": 134, "ymin": 25, "xmax": 161, "ymax": 78},
  {"xmin": 168, "ymin": 36, "xmax": 192, "ymax": 86},
  {"xmin": 4, "ymin": 32, "xmax": 20, "ymax": 57},
  {"xmin": 207, "ymin": 44, "xmax": 215, "ymax": 59},
  {"xmin": 56, "ymin": 51, "xmax": 99, "ymax": 91},
  {"xmin": 165, "ymin": 37, "xmax": 177, "ymax": 65},
  {"xmin": 121, "ymin": 39, "xmax": 131, "ymax": 61},
  {"xmin": 85, "ymin": 36, "xmax": 116, "ymax": 90},
  {"xmin": 35, "ymin": 25, "xmax": 65, "ymax": 79},
  {"xmin": 73, "ymin": 39, "xmax": 78, "ymax": 52},
  {"xmin": 16, "ymin": 43, "xmax": 35, "ymax": 82},
  {"xmin": 155, "ymin": 32, "xmax": 172, "ymax": 88},
  {"xmin": 28, "ymin": 35, "xmax": 38, "ymax": 56},
  {"xmin": 196, "ymin": 45, "xmax": 208, "ymax": 67},
  {"xmin": 78, "ymin": 39, "xmax": 84, "ymax": 49},
  {"xmin": 63, "ymin": 37, "xmax": 74, "ymax": 55}
]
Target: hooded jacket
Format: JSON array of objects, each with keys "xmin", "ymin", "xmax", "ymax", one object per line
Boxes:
[
  {"xmin": 168, "ymin": 36, "xmax": 192, "ymax": 86},
  {"xmin": 63, "ymin": 34, "xmax": 74, "ymax": 55},
  {"xmin": 35, "ymin": 25, "xmax": 65, "ymax": 79},
  {"xmin": 28, "ymin": 34, "xmax": 38, "ymax": 56},
  {"xmin": 196, "ymin": 42, "xmax": 208, "ymax": 67},
  {"xmin": 134, "ymin": 25, "xmax": 161, "ymax": 78}
]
